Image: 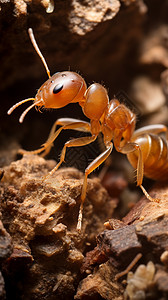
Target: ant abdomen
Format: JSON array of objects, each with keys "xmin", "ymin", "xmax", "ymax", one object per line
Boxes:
[{"xmin": 128, "ymin": 134, "xmax": 168, "ymax": 180}]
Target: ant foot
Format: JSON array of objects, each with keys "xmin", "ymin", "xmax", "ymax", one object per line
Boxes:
[
  {"xmin": 18, "ymin": 149, "xmax": 28, "ymax": 155},
  {"xmin": 140, "ymin": 185, "xmax": 160, "ymax": 203}
]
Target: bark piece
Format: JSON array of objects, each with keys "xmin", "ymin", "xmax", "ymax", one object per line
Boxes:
[
  {"xmin": 82, "ymin": 224, "xmax": 142, "ymax": 274},
  {"xmin": 97, "ymin": 226, "xmax": 142, "ymax": 266},
  {"xmin": 136, "ymin": 216, "xmax": 168, "ymax": 254}
]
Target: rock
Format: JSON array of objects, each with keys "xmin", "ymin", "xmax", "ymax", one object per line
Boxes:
[{"xmin": 0, "ymin": 154, "xmax": 115, "ymax": 299}]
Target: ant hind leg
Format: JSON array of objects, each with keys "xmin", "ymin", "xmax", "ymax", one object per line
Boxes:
[{"xmin": 120, "ymin": 142, "xmax": 160, "ymax": 203}]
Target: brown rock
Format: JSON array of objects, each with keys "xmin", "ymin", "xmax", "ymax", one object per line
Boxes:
[{"xmin": 0, "ymin": 154, "xmax": 115, "ymax": 299}]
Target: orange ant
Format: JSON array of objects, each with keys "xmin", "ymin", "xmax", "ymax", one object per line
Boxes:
[{"xmin": 8, "ymin": 28, "xmax": 168, "ymax": 231}]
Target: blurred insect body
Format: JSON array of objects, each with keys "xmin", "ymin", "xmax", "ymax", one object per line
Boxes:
[{"xmin": 8, "ymin": 28, "xmax": 168, "ymax": 231}]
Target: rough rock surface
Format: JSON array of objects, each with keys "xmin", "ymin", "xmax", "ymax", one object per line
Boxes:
[{"xmin": 0, "ymin": 154, "xmax": 115, "ymax": 299}]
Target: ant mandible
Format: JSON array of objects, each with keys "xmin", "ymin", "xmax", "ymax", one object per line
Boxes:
[{"xmin": 8, "ymin": 28, "xmax": 168, "ymax": 231}]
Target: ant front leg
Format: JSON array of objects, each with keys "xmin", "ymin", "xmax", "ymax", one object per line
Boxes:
[
  {"xmin": 45, "ymin": 134, "xmax": 98, "ymax": 179},
  {"xmin": 19, "ymin": 118, "xmax": 91, "ymax": 157},
  {"xmin": 77, "ymin": 143, "xmax": 113, "ymax": 231},
  {"xmin": 41, "ymin": 119, "xmax": 91, "ymax": 157}
]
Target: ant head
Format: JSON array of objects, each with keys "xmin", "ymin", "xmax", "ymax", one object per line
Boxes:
[
  {"xmin": 35, "ymin": 71, "xmax": 87, "ymax": 109},
  {"xmin": 7, "ymin": 29, "xmax": 87, "ymax": 123}
]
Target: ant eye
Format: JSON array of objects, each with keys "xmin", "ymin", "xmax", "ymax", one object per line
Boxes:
[
  {"xmin": 53, "ymin": 83, "xmax": 63, "ymax": 94},
  {"xmin": 61, "ymin": 74, "xmax": 66, "ymax": 77}
]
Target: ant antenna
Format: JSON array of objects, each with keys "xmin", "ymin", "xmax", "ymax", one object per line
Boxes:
[
  {"xmin": 7, "ymin": 98, "xmax": 43, "ymax": 123},
  {"xmin": 19, "ymin": 100, "xmax": 42, "ymax": 123},
  {"xmin": 7, "ymin": 98, "xmax": 35, "ymax": 115},
  {"xmin": 28, "ymin": 28, "xmax": 51, "ymax": 78}
]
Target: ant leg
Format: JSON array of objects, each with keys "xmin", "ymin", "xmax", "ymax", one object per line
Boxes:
[
  {"xmin": 19, "ymin": 118, "xmax": 91, "ymax": 157},
  {"xmin": 118, "ymin": 142, "xmax": 143, "ymax": 185},
  {"xmin": 44, "ymin": 118, "xmax": 91, "ymax": 152},
  {"xmin": 45, "ymin": 135, "xmax": 98, "ymax": 178},
  {"xmin": 119, "ymin": 142, "xmax": 159, "ymax": 202},
  {"xmin": 41, "ymin": 119, "xmax": 91, "ymax": 157},
  {"xmin": 133, "ymin": 124, "xmax": 167, "ymax": 139},
  {"xmin": 97, "ymin": 134, "xmax": 112, "ymax": 180},
  {"xmin": 77, "ymin": 143, "xmax": 113, "ymax": 231}
]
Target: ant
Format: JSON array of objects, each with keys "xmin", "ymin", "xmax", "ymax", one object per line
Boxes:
[{"xmin": 8, "ymin": 28, "xmax": 168, "ymax": 231}]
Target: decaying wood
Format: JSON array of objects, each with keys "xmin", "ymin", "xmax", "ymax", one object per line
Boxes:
[{"xmin": 78, "ymin": 184, "xmax": 168, "ymax": 299}]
